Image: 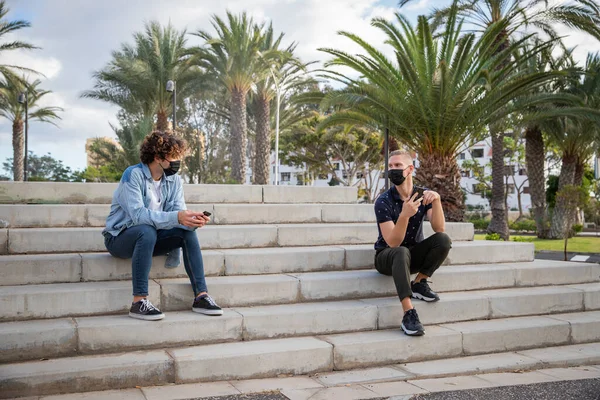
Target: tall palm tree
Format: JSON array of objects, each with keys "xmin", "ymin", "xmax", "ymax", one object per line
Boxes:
[
  {"xmin": 0, "ymin": 77, "xmax": 62, "ymax": 181},
  {"xmin": 191, "ymin": 12, "xmax": 279, "ymax": 184},
  {"xmin": 317, "ymin": 3, "xmax": 564, "ymax": 221},
  {"xmin": 82, "ymin": 21, "xmax": 199, "ymax": 131},
  {"xmin": 546, "ymin": 53, "xmax": 600, "ymax": 238},
  {"xmin": 408, "ymin": 0, "xmax": 600, "ymax": 237},
  {"xmin": 0, "ymin": 1, "xmax": 38, "ymax": 85},
  {"xmin": 251, "ymin": 27, "xmax": 313, "ymax": 185}
]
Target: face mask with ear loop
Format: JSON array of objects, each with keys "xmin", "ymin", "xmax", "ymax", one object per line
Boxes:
[{"xmin": 162, "ymin": 160, "xmax": 181, "ymax": 176}]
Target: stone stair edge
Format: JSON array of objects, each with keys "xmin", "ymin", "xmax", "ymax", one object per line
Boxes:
[{"xmin": 1, "ymin": 315, "xmax": 599, "ymax": 399}]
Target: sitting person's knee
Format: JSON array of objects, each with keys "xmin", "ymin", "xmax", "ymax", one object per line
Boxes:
[
  {"xmin": 136, "ymin": 224, "xmax": 157, "ymax": 241},
  {"xmin": 391, "ymin": 246, "xmax": 411, "ymax": 260},
  {"xmin": 434, "ymin": 232, "xmax": 452, "ymax": 249}
]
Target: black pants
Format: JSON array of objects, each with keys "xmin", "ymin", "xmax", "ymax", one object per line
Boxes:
[{"xmin": 375, "ymin": 232, "xmax": 452, "ymax": 301}]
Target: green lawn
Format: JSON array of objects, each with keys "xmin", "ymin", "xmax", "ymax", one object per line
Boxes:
[{"xmin": 474, "ymin": 234, "xmax": 600, "ymax": 253}]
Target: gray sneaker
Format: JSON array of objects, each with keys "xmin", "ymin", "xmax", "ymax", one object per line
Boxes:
[{"xmin": 129, "ymin": 298, "xmax": 165, "ymax": 321}]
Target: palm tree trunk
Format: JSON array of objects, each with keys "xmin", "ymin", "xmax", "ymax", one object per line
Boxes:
[
  {"xmin": 12, "ymin": 119, "xmax": 24, "ymax": 181},
  {"xmin": 574, "ymin": 160, "xmax": 585, "ymax": 225},
  {"xmin": 156, "ymin": 110, "xmax": 169, "ymax": 132},
  {"xmin": 415, "ymin": 153, "xmax": 464, "ymax": 222},
  {"xmin": 230, "ymin": 88, "xmax": 248, "ymax": 183},
  {"xmin": 525, "ymin": 125, "xmax": 548, "ymax": 238},
  {"xmin": 549, "ymin": 153, "xmax": 577, "ymax": 239},
  {"xmin": 488, "ymin": 123, "xmax": 509, "ymax": 239},
  {"xmin": 253, "ymin": 96, "xmax": 271, "ymax": 185}
]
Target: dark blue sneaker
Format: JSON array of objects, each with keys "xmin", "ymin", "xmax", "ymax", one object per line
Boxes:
[{"xmin": 401, "ymin": 308, "xmax": 425, "ymax": 336}]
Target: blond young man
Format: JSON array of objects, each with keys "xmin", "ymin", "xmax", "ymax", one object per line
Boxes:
[{"xmin": 374, "ymin": 151, "xmax": 451, "ymax": 336}]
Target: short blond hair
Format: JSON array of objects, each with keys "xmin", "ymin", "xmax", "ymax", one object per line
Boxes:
[{"xmin": 389, "ymin": 151, "xmax": 413, "ymax": 165}]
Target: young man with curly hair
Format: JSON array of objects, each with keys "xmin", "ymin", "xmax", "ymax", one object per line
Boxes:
[
  {"xmin": 103, "ymin": 130, "xmax": 222, "ymax": 320},
  {"xmin": 374, "ymin": 151, "xmax": 451, "ymax": 336}
]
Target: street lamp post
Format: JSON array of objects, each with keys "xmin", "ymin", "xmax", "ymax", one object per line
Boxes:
[
  {"xmin": 17, "ymin": 92, "xmax": 28, "ymax": 181},
  {"xmin": 270, "ymin": 68, "xmax": 281, "ymax": 186},
  {"xmin": 166, "ymin": 80, "xmax": 176, "ymax": 131}
]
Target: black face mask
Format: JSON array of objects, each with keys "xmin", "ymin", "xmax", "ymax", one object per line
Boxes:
[
  {"xmin": 388, "ymin": 168, "xmax": 407, "ymax": 186},
  {"xmin": 162, "ymin": 160, "xmax": 181, "ymax": 176}
]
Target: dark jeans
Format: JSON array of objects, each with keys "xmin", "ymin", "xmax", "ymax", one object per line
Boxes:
[
  {"xmin": 375, "ymin": 232, "xmax": 452, "ymax": 301},
  {"xmin": 104, "ymin": 225, "xmax": 208, "ymax": 297}
]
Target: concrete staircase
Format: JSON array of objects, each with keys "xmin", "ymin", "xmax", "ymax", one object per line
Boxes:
[{"xmin": 0, "ymin": 182, "xmax": 599, "ymax": 399}]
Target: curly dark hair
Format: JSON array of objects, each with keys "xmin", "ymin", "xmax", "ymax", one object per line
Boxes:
[{"xmin": 139, "ymin": 131, "xmax": 186, "ymax": 164}]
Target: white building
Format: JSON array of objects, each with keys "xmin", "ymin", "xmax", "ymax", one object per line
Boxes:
[{"xmin": 457, "ymin": 139, "xmax": 531, "ymax": 212}]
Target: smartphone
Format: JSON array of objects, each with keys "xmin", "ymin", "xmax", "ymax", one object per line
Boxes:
[
  {"xmin": 413, "ymin": 186, "xmax": 425, "ymax": 199},
  {"xmin": 203, "ymin": 211, "xmax": 212, "ymax": 217}
]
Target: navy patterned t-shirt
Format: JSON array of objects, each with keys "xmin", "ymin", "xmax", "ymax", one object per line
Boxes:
[{"xmin": 374, "ymin": 185, "xmax": 432, "ymax": 250}]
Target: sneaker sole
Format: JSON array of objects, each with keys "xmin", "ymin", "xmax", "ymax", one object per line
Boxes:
[
  {"xmin": 192, "ymin": 308, "xmax": 224, "ymax": 316},
  {"xmin": 128, "ymin": 312, "xmax": 165, "ymax": 321},
  {"xmin": 412, "ymin": 292, "xmax": 440, "ymax": 302},
  {"xmin": 401, "ymin": 322, "xmax": 425, "ymax": 336}
]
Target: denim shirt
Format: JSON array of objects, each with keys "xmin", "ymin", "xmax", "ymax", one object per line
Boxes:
[{"xmin": 103, "ymin": 163, "xmax": 193, "ymax": 237}]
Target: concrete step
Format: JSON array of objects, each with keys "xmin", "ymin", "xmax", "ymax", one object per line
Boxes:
[
  {"xmin": 1, "ymin": 261, "xmax": 597, "ymax": 321},
  {"xmin": 0, "ymin": 240, "xmax": 532, "ymax": 286},
  {"xmin": 2, "ymin": 314, "xmax": 599, "ymax": 398},
  {"xmin": 2, "ymin": 287, "xmax": 598, "ymax": 364},
  {"xmin": 1, "ymin": 222, "xmax": 475, "ymax": 255},
  {"xmin": 0, "ymin": 203, "xmax": 382, "ymax": 227},
  {"xmin": 7, "ymin": 345, "xmax": 600, "ymax": 400},
  {"xmin": 0, "ymin": 182, "xmax": 357, "ymax": 204}
]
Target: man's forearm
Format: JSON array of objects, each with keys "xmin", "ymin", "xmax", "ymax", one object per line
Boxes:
[
  {"xmin": 388, "ymin": 215, "xmax": 410, "ymax": 247},
  {"xmin": 430, "ymin": 200, "xmax": 445, "ymax": 232}
]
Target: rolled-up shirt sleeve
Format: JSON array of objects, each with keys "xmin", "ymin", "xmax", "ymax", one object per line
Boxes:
[
  {"xmin": 375, "ymin": 198, "xmax": 394, "ymax": 224},
  {"xmin": 117, "ymin": 171, "xmax": 180, "ymax": 230}
]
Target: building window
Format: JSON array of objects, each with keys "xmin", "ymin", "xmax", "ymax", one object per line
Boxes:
[
  {"xmin": 471, "ymin": 148, "xmax": 484, "ymax": 158},
  {"xmin": 356, "ymin": 172, "xmax": 364, "ymax": 179},
  {"xmin": 507, "ymin": 184, "xmax": 515, "ymax": 194},
  {"xmin": 519, "ymin": 168, "xmax": 527, "ymax": 176},
  {"xmin": 504, "ymin": 165, "xmax": 514, "ymax": 176},
  {"xmin": 333, "ymin": 163, "xmax": 340, "ymax": 170},
  {"xmin": 459, "ymin": 153, "xmax": 466, "ymax": 160},
  {"xmin": 318, "ymin": 174, "xmax": 328, "ymax": 180},
  {"xmin": 281, "ymin": 172, "xmax": 291, "ymax": 182},
  {"xmin": 461, "ymin": 170, "xmax": 471, "ymax": 178},
  {"xmin": 523, "ymin": 186, "xmax": 530, "ymax": 194},
  {"xmin": 342, "ymin": 170, "xmax": 349, "ymax": 180}
]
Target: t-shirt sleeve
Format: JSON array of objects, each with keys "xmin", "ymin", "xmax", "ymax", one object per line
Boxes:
[{"xmin": 375, "ymin": 198, "xmax": 394, "ymax": 224}]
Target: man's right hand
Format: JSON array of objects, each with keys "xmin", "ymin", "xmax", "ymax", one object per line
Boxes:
[
  {"xmin": 178, "ymin": 210, "xmax": 210, "ymax": 228},
  {"xmin": 400, "ymin": 192, "xmax": 423, "ymax": 218}
]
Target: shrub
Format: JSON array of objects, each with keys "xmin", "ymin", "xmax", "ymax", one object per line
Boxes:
[
  {"xmin": 485, "ymin": 233, "xmax": 502, "ymax": 241},
  {"xmin": 513, "ymin": 236, "xmax": 535, "ymax": 242},
  {"xmin": 572, "ymin": 224, "xmax": 583, "ymax": 234},
  {"xmin": 509, "ymin": 219, "xmax": 537, "ymax": 232},
  {"xmin": 471, "ymin": 218, "xmax": 489, "ymax": 230}
]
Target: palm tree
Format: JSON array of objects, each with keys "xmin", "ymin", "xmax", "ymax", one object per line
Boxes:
[
  {"xmin": 0, "ymin": 1, "xmax": 38, "ymax": 85},
  {"xmin": 0, "ymin": 77, "xmax": 62, "ymax": 181},
  {"xmin": 546, "ymin": 53, "xmax": 600, "ymax": 238},
  {"xmin": 317, "ymin": 4, "xmax": 563, "ymax": 221},
  {"xmin": 191, "ymin": 12, "xmax": 279, "ymax": 184},
  {"xmin": 409, "ymin": 0, "xmax": 600, "ymax": 237},
  {"xmin": 251, "ymin": 28, "xmax": 313, "ymax": 185},
  {"xmin": 82, "ymin": 21, "xmax": 200, "ymax": 131}
]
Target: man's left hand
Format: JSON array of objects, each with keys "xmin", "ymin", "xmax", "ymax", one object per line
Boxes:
[{"xmin": 422, "ymin": 190, "xmax": 441, "ymax": 205}]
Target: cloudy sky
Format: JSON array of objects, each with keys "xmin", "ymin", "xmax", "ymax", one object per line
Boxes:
[{"xmin": 0, "ymin": 0, "xmax": 596, "ymax": 173}]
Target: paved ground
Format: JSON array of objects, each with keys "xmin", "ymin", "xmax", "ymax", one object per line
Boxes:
[
  {"xmin": 190, "ymin": 379, "xmax": 600, "ymax": 400},
  {"xmin": 535, "ymin": 250, "xmax": 600, "ymax": 264},
  {"xmin": 405, "ymin": 378, "xmax": 600, "ymax": 400},
  {"xmin": 192, "ymin": 393, "xmax": 288, "ymax": 400}
]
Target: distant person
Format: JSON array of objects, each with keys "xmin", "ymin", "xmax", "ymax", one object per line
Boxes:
[
  {"xmin": 374, "ymin": 151, "xmax": 451, "ymax": 336},
  {"xmin": 103, "ymin": 130, "xmax": 222, "ymax": 320}
]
